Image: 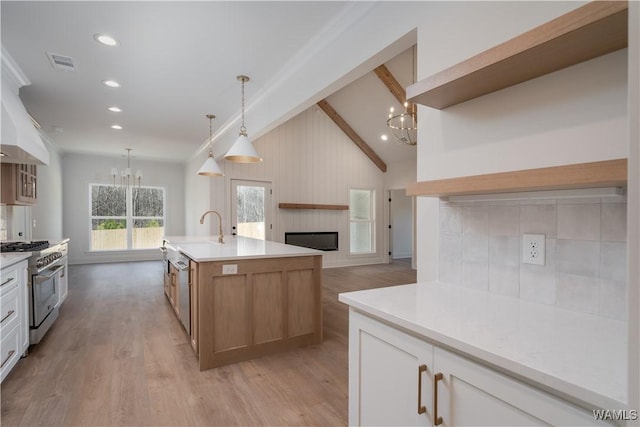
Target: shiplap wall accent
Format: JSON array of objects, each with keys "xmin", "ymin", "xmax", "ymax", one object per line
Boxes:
[{"xmin": 205, "ymin": 106, "xmax": 387, "ymax": 268}]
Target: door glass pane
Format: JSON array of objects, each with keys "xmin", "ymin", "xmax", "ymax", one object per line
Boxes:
[{"xmin": 236, "ymin": 185, "xmax": 265, "ymax": 240}]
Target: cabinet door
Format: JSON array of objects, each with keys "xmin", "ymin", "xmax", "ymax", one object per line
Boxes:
[
  {"xmin": 349, "ymin": 310, "xmax": 433, "ymax": 427},
  {"xmin": 433, "ymin": 347, "xmax": 611, "ymax": 427},
  {"xmin": 16, "ymin": 164, "xmax": 37, "ymax": 204}
]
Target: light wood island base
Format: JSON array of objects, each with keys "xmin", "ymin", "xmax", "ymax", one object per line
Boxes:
[{"xmin": 192, "ymin": 255, "xmax": 323, "ymax": 371}]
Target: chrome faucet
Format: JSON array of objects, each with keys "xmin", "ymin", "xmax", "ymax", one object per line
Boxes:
[{"xmin": 199, "ymin": 210, "xmax": 225, "ymax": 244}]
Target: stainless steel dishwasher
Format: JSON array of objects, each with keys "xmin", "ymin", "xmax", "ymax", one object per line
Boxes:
[{"xmin": 170, "ymin": 255, "xmax": 190, "ymax": 334}]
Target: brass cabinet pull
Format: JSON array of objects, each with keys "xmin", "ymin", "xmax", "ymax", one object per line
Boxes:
[
  {"xmin": 434, "ymin": 372, "xmax": 443, "ymax": 426},
  {"xmin": 418, "ymin": 364, "xmax": 427, "ymax": 414},
  {"xmin": 1, "ymin": 310, "xmax": 15, "ymax": 324},
  {"xmin": 1, "ymin": 350, "xmax": 15, "ymax": 368}
]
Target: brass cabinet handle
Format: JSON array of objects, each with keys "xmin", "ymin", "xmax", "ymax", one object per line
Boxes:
[
  {"xmin": 418, "ymin": 364, "xmax": 427, "ymax": 414},
  {"xmin": 1, "ymin": 310, "xmax": 15, "ymax": 324},
  {"xmin": 434, "ymin": 372, "xmax": 443, "ymax": 426},
  {"xmin": 1, "ymin": 350, "xmax": 15, "ymax": 368}
]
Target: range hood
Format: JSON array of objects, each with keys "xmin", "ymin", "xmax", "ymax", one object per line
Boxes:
[{"xmin": 1, "ymin": 46, "xmax": 49, "ymax": 165}]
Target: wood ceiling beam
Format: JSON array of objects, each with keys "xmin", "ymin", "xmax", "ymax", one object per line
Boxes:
[
  {"xmin": 317, "ymin": 99, "xmax": 387, "ymax": 173},
  {"xmin": 374, "ymin": 64, "xmax": 417, "ymax": 117}
]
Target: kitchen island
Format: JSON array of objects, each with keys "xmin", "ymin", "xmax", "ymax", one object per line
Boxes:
[{"xmin": 163, "ymin": 235, "xmax": 323, "ymax": 371}]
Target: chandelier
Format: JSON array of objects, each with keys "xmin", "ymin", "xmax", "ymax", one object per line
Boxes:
[
  {"xmin": 111, "ymin": 148, "xmax": 142, "ymax": 188},
  {"xmin": 387, "ymin": 102, "xmax": 417, "ymax": 145}
]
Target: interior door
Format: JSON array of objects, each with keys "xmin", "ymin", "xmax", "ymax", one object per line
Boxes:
[{"xmin": 231, "ymin": 180, "xmax": 272, "ymax": 240}]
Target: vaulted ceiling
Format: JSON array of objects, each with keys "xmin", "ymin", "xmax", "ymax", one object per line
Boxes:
[{"xmin": 1, "ymin": 1, "xmax": 416, "ymax": 168}]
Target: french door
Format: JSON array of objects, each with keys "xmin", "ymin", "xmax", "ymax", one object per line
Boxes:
[{"xmin": 230, "ymin": 179, "xmax": 272, "ymax": 241}]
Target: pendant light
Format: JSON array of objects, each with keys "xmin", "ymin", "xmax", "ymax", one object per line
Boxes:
[
  {"xmin": 224, "ymin": 75, "xmax": 262, "ymax": 163},
  {"xmin": 198, "ymin": 114, "xmax": 224, "ymax": 176}
]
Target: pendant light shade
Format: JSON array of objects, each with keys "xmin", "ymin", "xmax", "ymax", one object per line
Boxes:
[
  {"xmin": 225, "ymin": 75, "xmax": 262, "ymax": 163},
  {"xmin": 198, "ymin": 114, "xmax": 224, "ymax": 177},
  {"xmin": 225, "ymin": 133, "xmax": 262, "ymax": 163}
]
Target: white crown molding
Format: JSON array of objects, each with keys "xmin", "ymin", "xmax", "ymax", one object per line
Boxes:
[{"xmin": 1, "ymin": 45, "xmax": 31, "ymax": 93}]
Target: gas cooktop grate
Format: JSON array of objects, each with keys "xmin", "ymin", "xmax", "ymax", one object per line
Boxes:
[{"xmin": 0, "ymin": 241, "xmax": 50, "ymax": 253}]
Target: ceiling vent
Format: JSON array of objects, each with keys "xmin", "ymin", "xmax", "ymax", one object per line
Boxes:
[{"xmin": 46, "ymin": 52, "xmax": 76, "ymax": 71}]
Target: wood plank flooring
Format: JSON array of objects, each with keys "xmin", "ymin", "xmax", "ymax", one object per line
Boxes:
[{"xmin": 0, "ymin": 259, "xmax": 416, "ymax": 426}]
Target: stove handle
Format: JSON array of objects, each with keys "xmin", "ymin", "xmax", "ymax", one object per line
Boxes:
[{"xmin": 34, "ymin": 265, "xmax": 64, "ymax": 281}]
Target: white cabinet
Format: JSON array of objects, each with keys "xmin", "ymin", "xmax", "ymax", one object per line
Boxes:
[
  {"xmin": 434, "ymin": 347, "xmax": 608, "ymax": 427},
  {"xmin": 1, "ymin": 259, "xmax": 28, "ymax": 383},
  {"xmin": 349, "ymin": 310, "xmax": 612, "ymax": 427},
  {"xmin": 349, "ymin": 311, "xmax": 433, "ymax": 426}
]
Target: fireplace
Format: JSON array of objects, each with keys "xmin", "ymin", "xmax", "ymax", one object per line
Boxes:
[{"xmin": 285, "ymin": 232, "xmax": 338, "ymax": 251}]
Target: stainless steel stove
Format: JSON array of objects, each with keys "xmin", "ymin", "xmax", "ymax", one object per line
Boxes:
[{"xmin": 1, "ymin": 240, "xmax": 68, "ymax": 344}]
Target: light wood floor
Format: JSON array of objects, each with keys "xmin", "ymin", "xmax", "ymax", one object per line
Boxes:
[{"xmin": 1, "ymin": 259, "xmax": 416, "ymax": 426}]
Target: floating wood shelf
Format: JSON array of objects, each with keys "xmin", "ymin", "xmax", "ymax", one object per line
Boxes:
[
  {"xmin": 406, "ymin": 159, "xmax": 627, "ymax": 197},
  {"xmin": 407, "ymin": 1, "xmax": 628, "ymax": 109},
  {"xmin": 279, "ymin": 203, "xmax": 349, "ymax": 211}
]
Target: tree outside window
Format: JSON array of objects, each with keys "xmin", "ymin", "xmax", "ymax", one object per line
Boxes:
[{"xmin": 90, "ymin": 184, "xmax": 165, "ymax": 251}]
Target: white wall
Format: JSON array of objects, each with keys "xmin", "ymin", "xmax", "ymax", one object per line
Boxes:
[
  {"xmin": 191, "ymin": 106, "xmax": 387, "ymax": 268},
  {"xmin": 32, "ymin": 143, "xmax": 63, "ymax": 240},
  {"xmin": 185, "ymin": 150, "xmax": 211, "ymax": 236},
  {"xmin": 415, "ymin": 1, "xmax": 628, "ymax": 282},
  {"xmin": 62, "ymin": 152, "xmax": 185, "ymax": 264}
]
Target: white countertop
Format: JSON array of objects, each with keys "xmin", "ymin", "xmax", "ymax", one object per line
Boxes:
[
  {"xmin": 163, "ymin": 235, "xmax": 322, "ymax": 262},
  {"xmin": 339, "ymin": 281, "xmax": 627, "ymax": 410},
  {"xmin": 1, "ymin": 253, "xmax": 31, "ymax": 269}
]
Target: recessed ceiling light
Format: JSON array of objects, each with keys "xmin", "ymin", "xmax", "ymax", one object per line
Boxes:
[
  {"xmin": 94, "ymin": 34, "xmax": 119, "ymax": 47},
  {"xmin": 381, "ymin": 134, "xmax": 388, "ymax": 141},
  {"xmin": 108, "ymin": 106, "xmax": 122, "ymax": 113},
  {"xmin": 111, "ymin": 124, "xmax": 123, "ymax": 130},
  {"xmin": 103, "ymin": 79, "xmax": 120, "ymax": 88}
]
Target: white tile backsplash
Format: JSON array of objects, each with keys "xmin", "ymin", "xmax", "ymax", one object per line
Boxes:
[
  {"xmin": 556, "ymin": 239, "xmax": 601, "ymax": 277},
  {"xmin": 438, "ymin": 198, "xmax": 627, "ymax": 320},
  {"xmin": 557, "ymin": 203, "xmax": 601, "ymax": 240},
  {"xmin": 601, "ymin": 203, "xmax": 627, "ymax": 242},
  {"xmin": 520, "ymin": 204, "xmax": 557, "ymax": 238},
  {"xmin": 463, "ymin": 206, "xmax": 488, "ymax": 235},
  {"xmin": 556, "ymin": 273, "xmax": 600, "ymax": 314},
  {"xmin": 489, "ymin": 206, "xmax": 520, "ymax": 236}
]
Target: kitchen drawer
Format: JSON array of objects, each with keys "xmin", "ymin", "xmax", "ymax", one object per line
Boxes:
[
  {"xmin": 0, "ymin": 283, "xmax": 20, "ymax": 338},
  {"xmin": 0, "ymin": 265, "xmax": 19, "ymax": 297},
  {"xmin": 0, "ymin": 323, "xmax": 21, "ymax": 383}
]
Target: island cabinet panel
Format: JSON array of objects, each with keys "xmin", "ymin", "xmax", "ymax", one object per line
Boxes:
[
  {"xmin": 197, "ymin": 254, "xmax": 322, "ymax": 370},
  {"xmin": 287, "ymin": 269, "xmax": 315, "ymax": 337},
  {"xmin": 253, "ymin": 272, "xmax": 284, "ymax": 344},
  {"xmin": 212, "ymin": 275, "xmax": 249, "ymax": 352}
]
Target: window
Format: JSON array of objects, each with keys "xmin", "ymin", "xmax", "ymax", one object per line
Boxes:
[
  {"xmin": 90, "ymin": 184, "xmax": 165, "ymax": 251},
  {"xmin": 350, "ymin": 188, "xmax": 375, "ymax": 254}
]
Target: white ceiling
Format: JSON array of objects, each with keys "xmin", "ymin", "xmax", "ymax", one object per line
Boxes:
[{"xmin": 1, "ymin": 1, "xmax": 416, "ymax": 166}]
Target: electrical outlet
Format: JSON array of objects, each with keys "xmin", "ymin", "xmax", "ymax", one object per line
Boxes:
[{"xmin": 522, "ymin": 234, "xmax": 545, "ymax": 266}]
